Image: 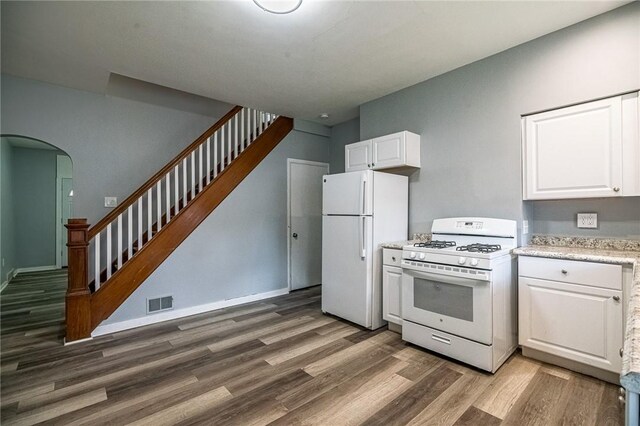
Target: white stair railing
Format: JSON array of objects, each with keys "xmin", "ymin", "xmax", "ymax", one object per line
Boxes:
[{"xmin": 88, "ymin": 107, "xmax": 279, "ymax": 290}]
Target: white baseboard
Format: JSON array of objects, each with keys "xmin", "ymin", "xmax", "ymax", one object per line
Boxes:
[
  {"xmin": 92, "ymin": 287, "xmax": 290, "ymax": 337},
  {"xmin": 15, "ymin": 265, "xmax": 58, "ymax": 274},
  {"xmin": 1, "ymin": 269, "xmax": 17, "ymax": 293},
  {"xmin": 63, "ymin": 336, "xmax": 93, "ymax": 346}
]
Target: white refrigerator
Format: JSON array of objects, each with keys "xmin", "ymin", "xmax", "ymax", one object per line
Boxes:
[{"xmin": 322, "ymin": 170, "xmax": 408, "ymax": 329}]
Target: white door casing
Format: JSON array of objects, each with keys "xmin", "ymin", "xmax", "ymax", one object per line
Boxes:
[
  {"xmin": 56, "ymin": 155, "xmax": 73, "ymax": 269},
  {"xmin": 61, "ymin": 178, "xmax": 73, "ymax": 267},
  {"xmin": 287, "ymin": 159, "xmax": 329, "ymax": 291}
]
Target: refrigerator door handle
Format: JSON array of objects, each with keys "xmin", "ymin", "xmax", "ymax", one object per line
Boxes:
[
  {"xmin": 360, "ymin": 174, "xmax": 367, "ymax": 215},
  {"xmin": 360, "ymin": 216, "xmax": 366, "ymax": 259}
]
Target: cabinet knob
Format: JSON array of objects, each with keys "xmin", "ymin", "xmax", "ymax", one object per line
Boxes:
[
  {"xmin": 368, "ymin": 164, "xmax": 371, "ymax": 167},
  {"xmin": 620, "ymin": 348, "xmax": 624, "ymax": 357},
  {"xmin": 372, "ymin": 163, "xmax": 375, "ymax": 167},
  {"xmin": 392, "ymin": 256, "xmax": 396, "ymax": 261},
  {"xmin": 561, "ymin": 269, "xmax": 568, "ymax": 274},
  {"xmin": 613, "ymin": 187, "xmax": 620, "ymax": 192},
  {"xmin": 619, "ymin": 395, "xmax": 626, "ymax": 405},
  {"xmin": 613, "ymin": 296, "xmax": 621, "ymax": 302}
]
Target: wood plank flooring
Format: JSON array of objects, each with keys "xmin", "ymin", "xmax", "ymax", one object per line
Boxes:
[{"xmin": 0, "ymin": 270, "xmax": 624, "ymax": 425}]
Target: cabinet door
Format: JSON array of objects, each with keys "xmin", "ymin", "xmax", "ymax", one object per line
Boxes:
[
  {"xmin": 523, "ymin": 96, "xmax": 623, "ymax": 200},
  {"xmin": 345, "ymin": 140, "xmax": 372, "ymax": 172},
  {"xmin": 519, "ymin": 276, "xmax": 623, "ymax": 373},
  {"xmin": 383, "ymin": 265, "xmax": 403, "ymax": 325},
  {"xmin": 372, "ymin": 132, "xmax": 405, "ymax": 169}
]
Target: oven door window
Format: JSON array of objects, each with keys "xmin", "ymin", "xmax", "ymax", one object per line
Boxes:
[{"xmin": 414, "ymin": 277, "xmax": 473, "ymax": 322}]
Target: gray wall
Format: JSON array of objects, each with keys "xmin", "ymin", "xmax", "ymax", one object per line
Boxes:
[
  {"xmin": 1, "ymin": 140, "xmax": 16, "ymax": 282},
  {"xmin": 354, "ymin": 3, "xmax": 639, "ymax": 239},
  {"xmin": 329, "ymin": 117, "xmax": 360, "ymax": 174},
  {"xmin": 12, "ymin": 147, "xmax": 61, "ymax": 268},
  {"xmin": 104, "ymin": 127, "xmax": 330, "ymax": 324},
  {"xmin": 1, "ymin": 74, "xmax": 232, "ymax": 224}
]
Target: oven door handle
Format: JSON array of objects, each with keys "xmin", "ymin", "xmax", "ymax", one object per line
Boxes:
[{"xmin": 406, "ymin": 268, "xmax": 490, "ymax": 285}]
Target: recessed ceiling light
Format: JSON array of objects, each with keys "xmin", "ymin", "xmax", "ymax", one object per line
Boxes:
[
  {"xmin": 319, "ymin": 113, "xmax": 329, "ymax": 119},
  {"xmin": 253, "ymin": 0, "xmax": 302, "ymax": 14}
]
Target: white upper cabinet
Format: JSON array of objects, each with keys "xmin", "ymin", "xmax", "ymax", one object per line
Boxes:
[
  {"xmin": 345, "ymin": 131, "xmax": 420, "ymax": 173},
  {"xmin": 522, "ymin": 92, "xmax": 639, "ymax": 200},
  {"xmin": 345, "ymin": 140, "xmax": 372, "ymax": 172}
]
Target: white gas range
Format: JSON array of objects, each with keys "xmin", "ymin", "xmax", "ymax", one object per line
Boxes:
[{"xmin": 401, "ymin": 217, "xmax": 518, "ymax": 373}]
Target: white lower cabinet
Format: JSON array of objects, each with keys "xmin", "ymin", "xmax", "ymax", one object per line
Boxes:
[
  {"xmin": 518, "ymin": 256, "xmax": 623, "ymax": 374},
  {"xmin": 382, "ymin": 249, "xmax": 403, "ymax": 325}
]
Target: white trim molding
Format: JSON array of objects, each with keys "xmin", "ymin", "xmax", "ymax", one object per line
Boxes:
[
  {"xmin": 15, "ymin": 265, "xmax": 58, "ymax": 274},
  {"xmin": 92, "ymin": 287, "xmax": 290, "ymax": 337}
]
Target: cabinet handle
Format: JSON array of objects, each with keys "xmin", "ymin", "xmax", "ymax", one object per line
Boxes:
[
  {"xmin": 561, "ymin": 269, "xmax": 568, "ymax": 274},
  {"xmin": 613, "ymin": 296, "xmax": 621, "ymax": 302},
  {"xmin": 620, "ymin": 348, "xmax": 624, "ymax": 357},
  {"xmin": 613, "ymin": 187, "xmax": 620, "ymax": 192}
]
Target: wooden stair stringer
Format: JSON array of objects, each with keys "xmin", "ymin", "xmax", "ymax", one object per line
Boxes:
[{"xmin": 89, "ymin": 116, "xmax": 293, "ymax": 329}]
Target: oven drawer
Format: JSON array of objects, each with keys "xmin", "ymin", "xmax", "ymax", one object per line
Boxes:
[
  {"xmin": 383, "ymin": 249, "xmax": 402, "ymax": 267},
  {"xmin": 402, "ymin": 321, "xmax": 494, "ymax": 372},
  {"xmin": 518, "ymin": 256, "xmax": 622, "ymax": 290}
]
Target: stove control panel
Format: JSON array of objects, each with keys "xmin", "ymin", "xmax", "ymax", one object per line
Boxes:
[{"xmin": 457, "ymin": 220, "xmax": 483, "ymax": 230}]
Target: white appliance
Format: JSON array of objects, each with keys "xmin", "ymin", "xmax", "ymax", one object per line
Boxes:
[
  {"xmin": 322, "ymin": 170, "xmax": 408, "ymax": 329},
  {"xmin": 401, "ymin": 217, "xmax": 518, "ymax": 373}
]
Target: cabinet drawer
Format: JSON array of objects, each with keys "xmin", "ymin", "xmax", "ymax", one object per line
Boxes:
[
  {"xmin": 383, "ymin": 249, "xmax": 402, "ymax": 266},
  {"xmin": 519, "ymin": 256, "xmax": 622, "ymax": 290}
]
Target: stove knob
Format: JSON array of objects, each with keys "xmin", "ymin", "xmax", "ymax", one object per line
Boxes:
[
  {"xmin": 410, "ymin": 252, "xmax": 416, "ymax": 259},
  {"xmin": 419, "ymin": 253, "xmax": 426, "ymax": 260},
  {"xmin": 458, "ymin": 257, "xmax": 467, "ymax": 265},
  {"xmin": 470, "ymin": 259, "xmax": 479, "ymax": 267}
]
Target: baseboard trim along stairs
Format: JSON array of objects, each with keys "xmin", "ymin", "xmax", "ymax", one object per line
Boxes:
[{"xmin": 64, "ymin": 106, "xmax": 293, "ymax": 342}]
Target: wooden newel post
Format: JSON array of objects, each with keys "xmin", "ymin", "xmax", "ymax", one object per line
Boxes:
[{"xmin": 65, "ymin": 218, "xmax": 92, "ymax": 342}]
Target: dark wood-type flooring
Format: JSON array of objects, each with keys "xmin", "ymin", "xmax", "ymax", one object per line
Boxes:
[{"xmin": 0, "ymin": 270, "xmax": 624, "ymax": 425}]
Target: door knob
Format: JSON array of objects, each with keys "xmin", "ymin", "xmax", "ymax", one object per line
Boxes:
[{"xmin": 292, "ymin": 233, "xmax": 298, "ymax": 239}]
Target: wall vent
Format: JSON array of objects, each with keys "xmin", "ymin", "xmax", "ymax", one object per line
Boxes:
[{"xmin": 147, "ymin": 295, "xmax": 173, "ymax": 314}]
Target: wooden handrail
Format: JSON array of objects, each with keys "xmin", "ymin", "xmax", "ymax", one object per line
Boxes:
[
  {"xmin": 88, "ymin": 105, "xmax": 243, "ymax": 239},
  {"xmin": 89, "ymin": 116, "xmax": 294, "ymax": 329}
]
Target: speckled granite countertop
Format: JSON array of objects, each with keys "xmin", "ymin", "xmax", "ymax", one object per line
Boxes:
[
  {"xmin": 380, "ymin": 233, "xmax": 431, "ymax": 249},
  {"xmin": 514, "ymin": 235, "xmax": 640, "ymax": 392}
]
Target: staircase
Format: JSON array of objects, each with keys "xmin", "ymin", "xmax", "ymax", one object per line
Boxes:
[{"xmin": 65, "ymin": 106, "xmax": 293, "ymax": 342}]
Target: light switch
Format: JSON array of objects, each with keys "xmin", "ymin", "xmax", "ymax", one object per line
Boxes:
[
  {"xmin": 104, "ymin": 197, "xmax": 118, "ymax": 208},
  {"xmin": 522, "ymin": 220, "xmax": 529, "ymax": 235}
]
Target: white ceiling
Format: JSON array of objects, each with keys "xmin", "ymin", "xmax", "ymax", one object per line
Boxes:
[{"xmin": 1, "ymin": 1, "xmax": 631, "ymax": 125}]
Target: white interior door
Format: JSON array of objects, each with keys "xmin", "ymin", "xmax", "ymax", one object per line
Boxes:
[
  {"xmin": 61, "ymin": 178, "xmax": 73, "ymax": 267},
  {"xmin": 288, "ymin": 159, "xmax": 329, "ymax": 290}
]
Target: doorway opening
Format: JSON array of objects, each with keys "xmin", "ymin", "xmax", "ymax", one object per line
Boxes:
[
  {"xmin": 0, "ymin": 136, "xmax": 73, "ymax": 289},
  {"xmin": 287, "ymin": 158, "xmax": 329, "ymax": 291}
]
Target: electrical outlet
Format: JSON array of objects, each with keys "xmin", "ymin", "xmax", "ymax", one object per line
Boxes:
[
  {"xmin": 522, "ymin": 220, "xmax": 529, "ymax": 235},
  {"xmin": 577, "ymin": 213, "xmax": 598, "ymax": 229},
  {"xmin": 104, "ymin": 197, "xmax": 118, "ymax": 208}
]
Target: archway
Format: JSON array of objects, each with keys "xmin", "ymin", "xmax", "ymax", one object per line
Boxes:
[{"xmin": 1, "ymin": 135, "xmax": 73, "ymax": 289}]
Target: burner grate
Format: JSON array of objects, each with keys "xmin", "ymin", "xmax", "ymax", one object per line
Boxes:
[
  {"xmin": 456, "ymin": 243, "xmax": 502, "ymax": 253},
  {"xmin": 414, "ymin": 240, "xmax": 456, "ymax": 249}
]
